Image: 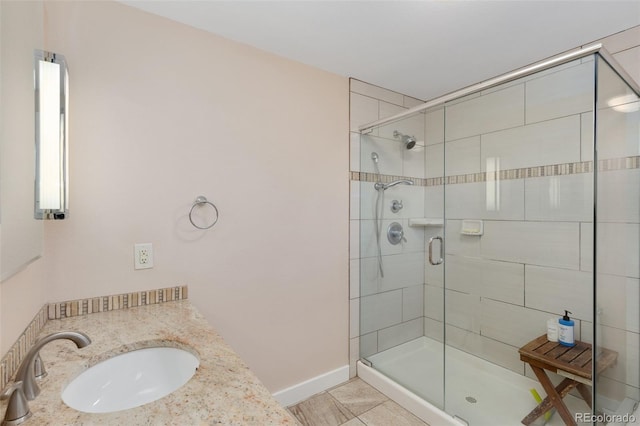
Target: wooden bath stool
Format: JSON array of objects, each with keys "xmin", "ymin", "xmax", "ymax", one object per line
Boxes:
[{"xmin": 519, "ymin": 335, "xmax": 618, "ymax": 426}]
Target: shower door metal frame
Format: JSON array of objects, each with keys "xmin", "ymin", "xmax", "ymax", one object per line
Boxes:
[
  {"xmin": 358, "ymin": 44, "xmax": 640, "ymax": 134},
  {"xmin": 592, "ymin": 51, "xmax": 640, "ymax": 419}
]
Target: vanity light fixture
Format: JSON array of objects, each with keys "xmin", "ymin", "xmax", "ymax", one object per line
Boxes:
[{"xmin": 34, "ymin": 50, "xmax": 68, "ymax": 219}]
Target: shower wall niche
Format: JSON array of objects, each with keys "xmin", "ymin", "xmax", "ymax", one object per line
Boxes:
[{"xmin": 350, "ymin": 40, "xmax": 640, "ymax": 425}]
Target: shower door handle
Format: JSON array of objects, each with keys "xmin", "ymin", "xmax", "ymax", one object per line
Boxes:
[{"xmin": 428, "ymin": 236, "xmax": 444, "ymax": 265}]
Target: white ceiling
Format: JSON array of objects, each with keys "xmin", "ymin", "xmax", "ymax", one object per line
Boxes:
[{"xmin": 120, "ymin": 1, "xmax": 640, "ymax": 101}]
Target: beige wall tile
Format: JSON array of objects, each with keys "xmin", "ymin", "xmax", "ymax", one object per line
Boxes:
[
  {"xmin": 351, "ymin": 79, "xmax": 404, "ymax": 106},
  {"xmin": 445, "ymin": 325, "xmax": 525, "ymax": 374},
  {"xmin": 525, "ymin": 61, "xmax": 594, "ymax": 124},
  {"xmin": 481, "ymin": 115, "xmax": 581, "ymax": 171},
  {"xmin": 599, "ymin": 326, "xmax": 640, "ymax": 388},
  {"xmin": 377, "ymin": 318, "xmax": 423, "ymax": 352},
  {"xmin": 594, "ymin": 223, "xmax": 640, "ymax": 278},
  {"xmin": 424, "ymin": 284, "xmax": 443, "ymax": 322},
  {"xmin": 445, "ymin": 179, "xmax": 525, "ymax": 221},
  {"xmin": 445, "ymin": 290, "xmax": 481, "ymax": 333},
  {"xmin": 481, "ymin": 298, "xmax": 580, "ymax": 348},
  {"xmin": 445, "ymin": 85, "xmax": 525, "ymax": 141},
  {"xmin": 424, "ymin": 318, "xmax": 444, "ymax": 342},
  {"xmin": 525, "ymin": 265, "xmax": 592, "ymax": 321},
  {"xmin": 613, "ymin": 46, "xmax": 640, "ymax": 85},
  {"xmin": 598, "ymin": 169, "xmax": 640, "ymax": 223},
  {"xmin": 404, "ymin": 96, "xmax": 424, "ymax": 109},
  {"xmin": 445, "ymin": 136, "xmax": 481, "ymax": 176},
  {"xmin": 360, "ymin": 290, "xmax": 403, "ymax": 334},
  {"xmin": 481, "ymin": 221, "xmax": 580, "ymax": 270},
  {"xmin": 402, "ymin": 285, "xmax": 424, "ymax": 322},
  {"xmin": 351, "ymin": 93, "xmax": 380, "ymax": 131},
  {"xmin": 446, "ymin": 255, "xmax": 524, "ymax": 306},
  {"xmin": 525, "ymin": 174, "xmax": 593, "ymax": 222},
  {"xmin": 425, "ymin": 108, "xmax": 444, "ymax": 146},
  {"xmin": 597, "ymin": 275, "xmax": 640, "ymax": 333},
  {"xmin": 597, "ymin": 25, "xmax": 640, "ymax": 54}
]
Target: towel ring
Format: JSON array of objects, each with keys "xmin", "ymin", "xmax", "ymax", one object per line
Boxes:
[{"xmin": 189, "ymin": 196, "xmax": 219, "ymax": 230}]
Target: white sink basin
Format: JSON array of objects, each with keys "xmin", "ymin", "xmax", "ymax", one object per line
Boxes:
[{"xmin": 62, "ymin": 346, "xmax": 199, "ymax": 413}]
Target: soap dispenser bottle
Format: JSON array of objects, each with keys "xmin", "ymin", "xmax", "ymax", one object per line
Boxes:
[{"xmin": 558, "ymin": 310, "xmax": 575, "ymax": 347}]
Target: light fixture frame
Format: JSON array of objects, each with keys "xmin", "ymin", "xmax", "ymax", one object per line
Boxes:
[{"xmin": 34, "ymin": 49, "xmax": 68, "ymax": 220}]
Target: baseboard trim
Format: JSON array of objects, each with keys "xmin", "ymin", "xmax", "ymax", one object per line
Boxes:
[{"xmin": 272, "ymin": 365, "xmax": 350, "ymax": 407}]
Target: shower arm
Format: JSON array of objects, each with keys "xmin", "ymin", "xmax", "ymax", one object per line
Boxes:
[{"xmin": 374, "ymin": 180, "xmax": 414, "ymax": 191}]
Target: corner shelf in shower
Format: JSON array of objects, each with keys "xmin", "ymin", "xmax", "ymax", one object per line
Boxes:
[{"xmin": 408, "ymin": 218, "xmax": 444, "ymax": 227}]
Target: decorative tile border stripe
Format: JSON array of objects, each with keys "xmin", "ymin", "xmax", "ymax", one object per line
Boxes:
[
  {"xmin": 350, "ymin": 156, "xmax": 639, "ymax": 187},
  {"xmin": 446, "ymin": 161, "xmax": 594, "ymax": 185},
  {"xmin": 0, "ymin": 285, "xmax": 188, "ymax": 392},
  {"xmin": 350, "ymin": 171, "xmax": 427, "ymax": 186},
  {"xmin": 47, "ymin": 285, "xmax": 188, "ymax": 320},
  {"xmin": 0, "ymin": 305, "xmax": 48, "ymax": 392},
  {"xmin": 599, "ymin": 155, "xmax": 640, "ymax": 172}
]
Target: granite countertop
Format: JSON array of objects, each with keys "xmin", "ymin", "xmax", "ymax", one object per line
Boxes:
[{"xmin": 0, "ymin": 300, "xmax": 296, "ymax": 425}]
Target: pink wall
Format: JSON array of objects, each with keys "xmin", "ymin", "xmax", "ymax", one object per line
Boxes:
[
  {"xmin": 0, "ymin": 263, "xmax": 47, "ymax": 355},
  {"xmin": 0, "ymin": 0, "xmax": 48, "ymax": 355},
  {"xmin": 2, "ymin": 0, "xmax": 349, "ymax": 393}
]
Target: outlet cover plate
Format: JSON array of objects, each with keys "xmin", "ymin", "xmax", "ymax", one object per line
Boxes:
[{"xmin": 134, "ymin": 243, "xmax": 153, "ymax": 270}]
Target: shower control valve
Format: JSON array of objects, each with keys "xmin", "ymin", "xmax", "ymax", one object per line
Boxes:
[
  {"xmin": 387, "ymin": 222, "xmax": 406, "ymax": 245},
  {"xmin": 391, "ymin": 200, "xmax": 403, "ymax": 213}
]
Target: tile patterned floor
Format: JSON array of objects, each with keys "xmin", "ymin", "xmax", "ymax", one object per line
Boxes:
[{"xmin": 287, "ymin": 378, "xmax": 429, "ymax": 426}]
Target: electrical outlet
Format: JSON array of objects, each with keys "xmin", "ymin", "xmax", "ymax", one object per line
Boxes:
[{"xmin": 134, "ymin": 243, "xmax": 153, "ymax": 270}]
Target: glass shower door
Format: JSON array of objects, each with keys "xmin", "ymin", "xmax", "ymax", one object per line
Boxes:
[
  {"xmin": 358, "ymin": 110, "xmax": 446, "ymax": 410},
  {"xmin": 594, "ymin": 54, "xmax": 640, "ymax": 422},
  {"xmin": 442, "ymin": 58, "xmax": 596, "ymax": 425}
]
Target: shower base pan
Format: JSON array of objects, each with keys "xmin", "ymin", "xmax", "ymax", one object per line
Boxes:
[{"xmin": 358, "ymin": 336, "xmax": 589, "ymax": 426}]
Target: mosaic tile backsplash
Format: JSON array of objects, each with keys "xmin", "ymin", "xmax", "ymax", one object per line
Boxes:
[
  {"xmin": 47, "ymin": 285, "xmax": 188, "ymax": 320},
  {"xmin": 0, "ymin": 285, "xmax": 188, "ymax": 392}
]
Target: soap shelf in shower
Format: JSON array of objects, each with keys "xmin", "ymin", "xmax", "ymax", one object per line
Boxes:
[
  {"xmin": 460, "ymin": 219, "xmax": 483, "ymax": 236},
  {"xmin": 408, "ymin": 218, "xmax": 444, "ymax": 227}
]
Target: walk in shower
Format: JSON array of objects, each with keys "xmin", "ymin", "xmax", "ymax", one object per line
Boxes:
[{"xmin": 354, "ymin": 44, "xmax": 640, "ymax": 425}]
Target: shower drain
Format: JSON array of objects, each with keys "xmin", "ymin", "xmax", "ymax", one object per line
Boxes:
[{"xmin": 465, "ymin": 396, "xmax": 477, "ymax": 404}]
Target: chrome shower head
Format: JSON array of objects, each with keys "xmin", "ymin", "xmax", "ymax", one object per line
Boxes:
[
  {"xmin": 403, "ymin": 135, "xmax": 417, "ymax": 150},
  {"xmin": 393, "ymin": 130, "xmax": 417, "ymax": 150}
]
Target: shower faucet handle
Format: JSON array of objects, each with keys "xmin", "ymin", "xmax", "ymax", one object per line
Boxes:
[
  {"xmin": 391, "ymin": 200, "xmax": 403, "ymax": 213},
  {"xmin": 387, "ymin": 222, "xmax": 406, "ymax": 245}
]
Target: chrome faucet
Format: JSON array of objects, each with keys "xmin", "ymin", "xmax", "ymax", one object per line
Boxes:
[
  {"xmin": 1, "ymin": 381, "xmax": 31, "ymax": 426},
  {"xmin": 1, "ymin": 331, "xmax": 91, "ymax": 425},
  {"xmin": 16, "ymin": 331, "xmax": 91, "ymax": 400}
]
